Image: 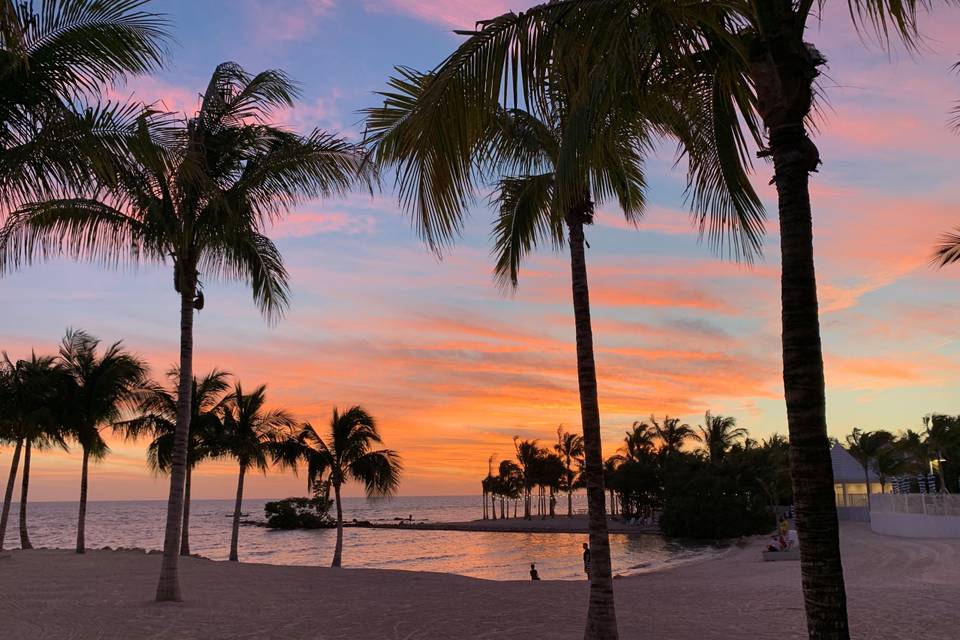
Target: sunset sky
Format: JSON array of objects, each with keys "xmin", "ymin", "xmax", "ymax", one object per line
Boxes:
[{"xmin": 3, "ymin": 0, "xmax": 960, "ymax": 501}]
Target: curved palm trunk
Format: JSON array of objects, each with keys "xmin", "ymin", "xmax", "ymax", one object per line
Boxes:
[
  {"xmin": 180, "ymin": 465, "xmax": 192, "ymax": 556},
  {"xmin": 19, "ymin": 441, "xmax": 32, "ymax": 549},
  {"xmin": 567, "ymin": 214, "xmax": 617, "ymax": 639},
  {"xmin": 750, "ymin": 16, "xmax": 850, "ymax": 638},
  {"xmin": 229, "ymin": 463, "xmax": 246, "ymax": 562},
  {"xmin": 0, "ymin": 438, "xmax": 23, "ymax": 551},
  {"xmin": 332, "ymin": 482, "xmax": 344, "ymax": 567},
  {"xmin": 156, "ymin": 285, "xmax": 196, "ymax": 601},
  {"xmin": 76, "ymin": 447, "xmax": 90, "ymax": 553}
]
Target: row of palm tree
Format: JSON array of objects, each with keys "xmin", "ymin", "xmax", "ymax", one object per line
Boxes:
[
  {"xmin": 483, "ymin": 413, "xmax": 751, "ymax": 519},
  {"xmin": 3, "ymin": 0, "xmax": 960, "ymax": 636},
  {"xmin": 0, "ymin": 0, "xmax": 374, "ymax": 602},
  {"xmin": 483, "ymin": 426, "xmax": 584, "ymax": 520},
  {"xmin": 0, "ymin": 330, "xmax": 402, "ymax": 567},
  {"xmin": 363, "ymin": 2, "xmax": 960, "ymax": 636},
  {"xmin": 845, "ymin": 417, "xmax": 960, "ymax": 503}
]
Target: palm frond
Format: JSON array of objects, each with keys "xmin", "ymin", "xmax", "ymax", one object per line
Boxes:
[{"xmin": 489, "ymin": 172, "xmax": 558, "ymax": 289}]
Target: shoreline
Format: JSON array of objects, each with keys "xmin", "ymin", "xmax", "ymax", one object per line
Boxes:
[{"xmin": 349, "ymin": 514, "xmax": 659, "ymax": 535}]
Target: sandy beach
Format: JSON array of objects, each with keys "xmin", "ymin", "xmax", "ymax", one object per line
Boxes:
[{"xmin": 0, "ymin": 522, "xmax": 956, "ymax": 639}]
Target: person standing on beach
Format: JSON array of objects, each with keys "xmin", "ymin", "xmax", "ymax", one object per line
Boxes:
[
  {"xmin": 582, "ymin": 542, "xmax": 591, "ymax": 579},
  {"xmin": 530, "ymin": 563, "xmax": 540, "ymax": 580}
]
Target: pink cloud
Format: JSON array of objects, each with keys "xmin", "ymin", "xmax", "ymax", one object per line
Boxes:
[{"xmin": 364, "ymin": 0, "xmax": 519, "ymax": 29}]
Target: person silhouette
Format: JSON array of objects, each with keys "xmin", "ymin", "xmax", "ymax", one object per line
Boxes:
[
  {"xmin": 530, "ymin": 563, "xmax": 540, "ymax": 580},
  {"xmin": 582, "ymin": 542, "xmax": 591, "ymax": 579}
]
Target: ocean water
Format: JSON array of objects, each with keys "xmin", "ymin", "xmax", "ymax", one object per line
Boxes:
[{"xmin": 2, "ymin": 496, "xmax": 717, "ymax": 580}]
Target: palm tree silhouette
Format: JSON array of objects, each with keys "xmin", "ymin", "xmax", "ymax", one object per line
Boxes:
[
  {"xmin": 0, "ymin": 352, "xmax": 68, "ymax": 550},
  {"xmin": 698, "ymin": 412, "xmax": 748, "ymax": 464},
  {"xmin": 651, "ymin": 415, "xmax": 698, "ymax": 458},
  {"xmin": 845, "ymin": 429, "xmax": 895, "ymax": 509},
  {"xmin": 57, "ymin": 329, "xmax": 149, "ymax": 554},
  {"xmin": 0, "ymin": 0, "xmax": 169, "ymax": 205},
  {"xmin": 555, "ymin": 426, "xmax": 584, "ymax": 517},
  {"xmin": 0, "ymin": 61, "xmax": 371, "ymax": 601},
  {"xmin": 274, "ymin": 406, "xmax": 401, "ymax": 567},
  {"xmin": 117, "ymin": 368, "xmax": 231, "ymax": 556},
  {"xmin": 221, "ymin": 383, "xmax": 294, "ymax": 562},
  {"xmin": 371, "ymin": 3, "xmax": 950, "ymax": 634}
]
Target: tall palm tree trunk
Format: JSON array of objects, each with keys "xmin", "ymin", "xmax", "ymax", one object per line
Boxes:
[
  {"xmin": 751, "ymin": 19, "xmax": 850, "ymax": 638},
  {"xmin": 180, "ymin": 464, "xmax": 192, "ymax": 556},
  {"xmin": 863, "ymin": 466, "xmax": 872, "ymax": 511},
  {"xmin": 156, "ymin": 285, "xmax": 196, "ymax": 601},
  {"xmin": 332, "ymin": 482, "xmax": 344, "ymax": 567},
  {"xmin": 19, "ymin": 441, "xmax": 32, "ymax": 549},
  {"xmin": 567, "ymin": 212, "xmax": 617, "ymax": 640},
  {"xmin": 229, "ymin": 463, "xmax": 246, "ymax": 562},
  {"xmin": 0, "ymin": 437, "xmax": 23, "ymax": 551},
  {"xmin": 568, "ymin": 489, "xmax": 573, "ymax": 517},
  {"xmin": 76, "ymin": 447, "xmax": 90, "ymax": 553}
]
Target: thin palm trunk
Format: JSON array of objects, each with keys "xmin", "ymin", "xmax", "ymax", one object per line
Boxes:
[
  {"xmin": 567, "ymin": 213, "xmax": 617, "ymax": 639},
  {"xmin": 229, "ymin": 463, "xmax": 246, "ymax": 562},
  {"xmin": 937, "ymin": 451, "xmax": 947, "ymax": 493},
  {"xmin": 863, "ymin": 466, "xmax": 872, "ymax": 511},
  {"xmin": 0, "ymin": 437, "xmax": 23, "ymax": 551},
  {"xmin": 156, "ymin": 285, "xmax": 196, "ymax": 601},
  {"xmin": 180, "ymin": 464, "xmax": 192, "ymax": 556},
  {"xmin": 332, "ymin": 482, "xmax": 344, "ymax": 567},
  {"xmin": 768, "ymin": 116, "xmax": 850, "ymax": 638},
  {"xmin": 76, "ymin": 447, "xmax": 90, "ymax": 553},
  {"xmin": 568, "ymin": 490, "xmax": 573, "ymax": 517},
  {"xmin": 19, "ymin": 441, "xmax": 32, "ymax": 549}
]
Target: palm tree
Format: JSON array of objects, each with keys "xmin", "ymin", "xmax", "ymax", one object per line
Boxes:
[
  {"xmin": 221, "ymin": 383, "xmax": 294, "ymax": 562},
  {"xmin": 0, "ymin": 0, "xmax": 169, "ymax": 206},
  {"xmin": 366, "ymin": 58, "xmax": 758, "ymax": 633},
  {"xmin": 57, "ymin": 329, "xmax": 148, "ymax": 553},
  {"xmin": 845, "ymin": 429, "xmax": 895, "ymax": 509},
  {"xmin": 373, "ymin": 3, "xmax": 953, "ymax": 635},
  {"xmin": 923, "ymin": 415, "xmax": 955, "ymax": 493},
  {"xmin": 619, "ymin": 421, "xmax": 657, "ymax": 462},
  {"xmin": 116, "ymin": 368, "xmax": 231, "ymax": 556},
  {"xmin": 0, "ymin": 352, "xmax": 67, "ymax": 550},
  {"xmin": 513, "ymin": 438, "xmax": 542, "ymax": 520},
  {"xmin": 698, "ymin": 412, "xmax": 748, "ymax": 463},
  {"xmin": 0, "ymin": 62, "xmax": 372, "ymax": 601},
  {"xmin": 555, "ymin": 426, "xmax": 584, "ymax": 517},
  {"xmin": 651, "ymin": 415, "xmax": 698, "ymax": 458},
  {"xmin": 273, "ymin": 406, "xmax": 401, "ymax": 567}
]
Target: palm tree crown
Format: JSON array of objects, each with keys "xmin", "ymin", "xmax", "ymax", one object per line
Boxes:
[
  {"xmin": 0, "ymin": 0, "xmax": 169, "ymax": 203},
  {"xmin": 698, "ymin": 412, "xmax": 748, "ymax": 463}
]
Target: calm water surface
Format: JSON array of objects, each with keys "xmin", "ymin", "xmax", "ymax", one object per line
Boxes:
[{"xmin": 5, "ymin": 496, "xmax": 718, "ymax": 580}]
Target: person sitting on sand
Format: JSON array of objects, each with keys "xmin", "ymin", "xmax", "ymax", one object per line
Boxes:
[
  {"xmin": 530, "ymin": 563, "xmax": 540, "ymax": 580},
  {"xmin": 766, "ymin": 536, "xmax": 780, "ymax": 552},
  {"xmin": 582, "ymin": 542, "xmax": 591, "ymax": 579}
]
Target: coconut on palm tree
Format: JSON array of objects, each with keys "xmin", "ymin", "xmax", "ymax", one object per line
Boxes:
[
  {"xmin": 698, "ymin": 412, "xmax": 748, "ymax": 464},
  {"xmin": 0, "ymin": 351, "xmax": 68, "ymax": 550},
  {"xmin": 220, "ymin": 382, "xmax": 294, "ymax": 562},
  {"xmin": 116, "ymin": 368, "xmax": 231, "ymax": 556},
  {"xmin": 0, "ymin": 0, "xmax": 169, "ymax": 206},
  {"xmin": 57, "ymin": 329, "xmax": 148, "ymax": 553},
  {"xmin": 274, "ymin": 406, "xmax": 401, "ymax": 567},
  {"xmin": 0, "ymin": 62, "xmax": 372, "ymax": 601}
]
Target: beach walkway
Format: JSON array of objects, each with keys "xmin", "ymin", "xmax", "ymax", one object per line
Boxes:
[{"xmin": 0, "ymin": 523, "xmax": 955, "ymax": 639}]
